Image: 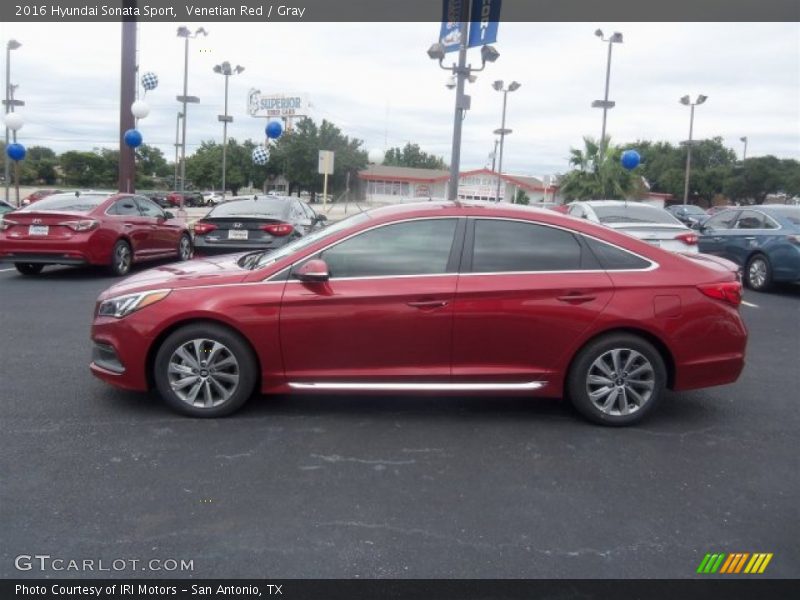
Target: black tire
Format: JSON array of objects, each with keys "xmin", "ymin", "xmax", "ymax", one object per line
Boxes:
[
  {"xmin": 744, "ymin": 253, "xmax": 772, "ymax": 292},
  {"xmin": 109, "ymin": 239, "xmax": 132, "ymax": 276},
  {"xmin": 566, "ymin": 333, "xmax": 666, "ymax": 426},
  {"xmin": 177, "ymin": 233, "xmax": 193, "ymax": 261},
  {"xmin": 15, "ymin": 263, "xmax": 44, "ymax": 275},
  {"xmin": 153, "ymin": 323, "xmax": 258, "ymax": 417}
]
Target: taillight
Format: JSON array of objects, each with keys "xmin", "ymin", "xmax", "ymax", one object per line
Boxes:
[
  {"xmin": 193, "ymin": 222, "xmax": 217, "ymax": 235},
  {"xmin": 262, "ymin": 223, "xmax": 294, "ymax": 237},
  {"xmin": 675, "ymin": 232, "xmax": 698, "ymax": 245},
  {"xmin": 0, "ymin": 218, "xmax": 16, "ymax": 231},
  {"xmin": 60, "ymin": 219, "xmax": 99, "ymax": 232},
  {"xmin": 697, "ymin": 282, "xmax": 742, "ymax": 307},
  {"xmin": 787, "ymin": 234, "xmax": 800, "ymax": 245}
]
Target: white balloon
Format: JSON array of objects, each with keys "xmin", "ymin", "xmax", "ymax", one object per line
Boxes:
[
  {"xmin": 368, "ymin": 148, "xmax": 385, "ymax": 165},
  {"xmin": 131, "ymin": 100, "xmax": 150, "ymax": 119},
  {"xmin": 4, "ymin": 112, "xmax": 24, "ymax": 131}
]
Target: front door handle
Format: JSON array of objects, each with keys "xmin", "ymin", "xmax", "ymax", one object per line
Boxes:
[
  {"xmin": 557, "ymin": 292, "xmax": 596, "ymax": 304},
  {"xmin": 407, "ymin": 300, "xmax": 448, "ymax": 309}
]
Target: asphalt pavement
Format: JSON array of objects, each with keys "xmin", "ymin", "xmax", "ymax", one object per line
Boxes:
[{"xmin": 0, "ymin": 264, "xmax": 798, "ymax": 579}]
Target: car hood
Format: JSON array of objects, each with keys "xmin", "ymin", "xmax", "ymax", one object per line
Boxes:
[{"xmin": 99, "ymin": 254, "xmax": 250, "ymax": 299}]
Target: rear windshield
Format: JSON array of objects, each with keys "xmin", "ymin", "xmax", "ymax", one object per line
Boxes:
[
  {"xmin": 210, "ymin": 196, "xmax": 289, "ymax": 218},
  {"xmin": 20, "ymin": 193, "xmax": 109, "ymax": 213},
  {"xmin": 673, "ymin": 205, "xmax": 705, "ymax": 214},
  {"xmin": 593, "ymin": 204, "xmax": 679, "ymax": 225}
]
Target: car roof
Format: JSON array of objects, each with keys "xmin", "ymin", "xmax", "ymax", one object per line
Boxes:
[{"xmin": 570, "ymin": 200, "xmax": 647, "ymax": 207}]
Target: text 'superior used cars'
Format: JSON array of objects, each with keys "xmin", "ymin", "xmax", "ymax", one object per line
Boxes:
[{"xmin": 90, "ymin": 201, "xmax": 748, "ymax": 426}]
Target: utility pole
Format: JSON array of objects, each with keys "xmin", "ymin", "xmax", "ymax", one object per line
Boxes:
[{"xmin": 118, "ymin": 1, "xmax": 137, "ymax": 193}]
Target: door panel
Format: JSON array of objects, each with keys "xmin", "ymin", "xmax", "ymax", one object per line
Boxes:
[
  {"xmin": 280, "ymin": 276, "xmax": 457, "ymax": 381},
  {"xmin": 452, "ymin": 272, "xmax": 614, "ymax": 382}
]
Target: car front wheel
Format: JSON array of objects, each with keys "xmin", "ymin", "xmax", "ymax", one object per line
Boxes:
[
  {"xmin": 566, "ymin": 334, "xmax": 666, "ymax": 426},
  {"xmin": 745, "ymin": 254, "xmax": 772, "ymax": 292},
  {"xmin": 177, "ymin": 233, "xmax": 192, "ymax": 261},
  {"xmin": 153, "ymin": 323, "xmax": 258, "ymax": 417},
  {"xmin": 15, "ymin": 263, "xmax": 44, "ymax": 275}
]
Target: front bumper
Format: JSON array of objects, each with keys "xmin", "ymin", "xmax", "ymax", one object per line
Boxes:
[{"xmin": 90, "ymin": 317, "xmax": 152, "ymax": 392}]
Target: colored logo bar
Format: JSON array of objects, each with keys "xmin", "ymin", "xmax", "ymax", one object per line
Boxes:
[{"xmin": 697, "ymin": 553, "xmax": 773, "ymax": 574}]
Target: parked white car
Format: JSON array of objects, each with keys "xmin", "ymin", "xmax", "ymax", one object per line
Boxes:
[
  {"xmin": 202, "ymin": 192, "xmax": 225, "ymax": 205},
  {"xmin": 566, "ymin": 200, "xmax": 699, "ymax": 254}
]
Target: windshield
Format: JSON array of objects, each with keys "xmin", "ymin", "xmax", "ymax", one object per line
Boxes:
[
  {"xmin": 593, "ymin": 204, "xmax": 680, "ymax": 225},
  {"xmin": 210, "ymin": 196, "xmax": 290, "ymax": 218},
  {"xmin": 248, "ymin": 211, "xmax": 372, "ymax": 270},
  {"xmin": 20, "ymin": 193, "xmax": 109, "ymax": 213}
]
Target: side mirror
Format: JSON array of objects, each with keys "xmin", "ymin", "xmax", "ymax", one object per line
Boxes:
[
  {"xmin": 296, "ymin": 259, "xmax": 329, "ymax": 283},
  {"xmin": 164, "ymin": 211, "xmax": 175, "ymax": 220},
  {"xmin": 314, "ymin": 214, "xmax": 328, "ymax": 223}
]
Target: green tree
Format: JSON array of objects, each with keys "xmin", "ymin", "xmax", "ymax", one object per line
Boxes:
[
  {"xmin": 724, "ymin": 155, "xmax": 785, "ymax": 205},
  {"xmin": 185, "ymin": 139, "xmax": 268, "ymax": 195},
  {"xmin": 384, "ymin": 143, "xmax": 447, "ymax": 170},
  {"xmin": 59, "ymin": 151, "xmax": 108, "ymax": 187},
  {"xmin": 559, "ymin": 136, "xmax": 637, "ymax": 201},
  {"xmin": 19, "ymin": 145, "xmax": 58, "ymax": 185}
]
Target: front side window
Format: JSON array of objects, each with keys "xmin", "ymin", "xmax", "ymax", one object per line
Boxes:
[
  {"xmin": 319, "ymin": 219, "xmax": 458, "ymax": 278},
  {"xmin": 471, "ymin": 219, "xmax": 587, "ymax": 272},
  {"xmin": 705, "ymin": 210, "xmax": 740, "ymax": 230},
  {"xmin": 135, "ymin": 196, "xmax": 164, "ymax": 218}
]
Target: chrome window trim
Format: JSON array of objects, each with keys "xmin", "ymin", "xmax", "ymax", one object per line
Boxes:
[
  {"xmin": 266, "ymin": 214, "xmax": 659, "ymax": 283},
  {"xmin": 289, "ymin": 381, "xmax": 546, "ymax": 392}
]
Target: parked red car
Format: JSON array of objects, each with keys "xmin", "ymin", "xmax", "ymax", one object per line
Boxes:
[
  {"xmin": 0, "ymin": 192, "xmax": 192, "ymax": 276},
  {"xmin": 21, "ymin": 189, "xmax": 63, "ymax": 205},
  {"xmin": 90, "ymin": 201, "xmax": 747, "ymax": 425}
]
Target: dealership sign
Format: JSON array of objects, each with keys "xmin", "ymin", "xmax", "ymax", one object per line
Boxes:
[{"xmin": 247, "ymin": 90, "xmax": 309, "ymax": 118}]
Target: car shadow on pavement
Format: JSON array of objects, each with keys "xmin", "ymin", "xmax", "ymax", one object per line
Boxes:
[{"xmin": 10, "ymin": 259, "xmax": 181, "ymax": 281}]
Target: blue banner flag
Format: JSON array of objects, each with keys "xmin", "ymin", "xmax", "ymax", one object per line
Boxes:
[
  {"xmin": 468, "ymin": 0, "xmax": 501, "ymax": 48},
  {"xmin": 439, "ymin": 0, "xmax": 468, "ymax": 53}
]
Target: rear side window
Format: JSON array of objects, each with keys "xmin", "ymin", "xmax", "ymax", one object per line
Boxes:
[
  {"xmin": 471, "ymin": 219, "xmax": 589, "ymax": 272},
  {"xmin": 108, "ymin": 199, "xmax": 139, "ymax": 216},
  {"xmin": 584, "ymin": 237, "xmax": 652, "ymax": 270},
  {"xmin": 704, "ymin": 211, "xmax": 739, "ymax": 230},
  {"xmin": 320, "ymin": 219, "xmax": 457, "ymax": 278}
]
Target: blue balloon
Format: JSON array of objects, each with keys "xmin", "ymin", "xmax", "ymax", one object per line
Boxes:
[
  {"xmin": 621, "ymin": 149, "xmax": 641, "ymax": 170},
  {"xmin": 6, "ymin": 143, "xmax": 26, "ymax": 161},
  {"xmin": 265, "ymin": 120, "xmax": 283, "ymax": 139},
  {"xmin": 123, "ymin": 128, "xmax": 143, "ymax": 148}
]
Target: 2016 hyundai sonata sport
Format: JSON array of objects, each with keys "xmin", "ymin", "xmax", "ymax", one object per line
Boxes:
[{"xmin": 90, "ymin": 201, "xmax": 748, "ymax": 426}]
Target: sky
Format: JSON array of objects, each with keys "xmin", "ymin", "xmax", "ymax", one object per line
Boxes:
[{"xmin": 0, "ymin": 21, "xmax": 798, "ymax": 179}]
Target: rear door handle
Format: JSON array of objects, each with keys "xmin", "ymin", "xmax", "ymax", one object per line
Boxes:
[
  {"xmin": 407, "ymin": 300, "xmax": 448, "ymax": 309},
  {"xmin": 557, "ymin": 292, "xmax": 596, "ymax": 304}
]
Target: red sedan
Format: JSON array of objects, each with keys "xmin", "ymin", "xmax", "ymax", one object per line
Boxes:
[
  {"xmin": 90, "ymin": 201, "xmax": 747, "ymax": 425},
  {"xmin": 0, "ymin": 191, "xmax": 192, "ymax": 276}
]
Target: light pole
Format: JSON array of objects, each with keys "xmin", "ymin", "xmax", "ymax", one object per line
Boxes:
[
  {"xmin": 4, "ymin": 39, "xmax": 22, "ymax": 203},
  {"xmin": 680, "ymin": 94, "xmax": 708, "ymax": 204},
  {"xmin": 173, "ymin": 111, "xmax": 183, "ymax": 190},
  {"xmin": 492, "ymin": 80, "xmax": 520, "ymax": 202},
  {"xmin": 740, "ymin": 136, "xmax": 748, "ymax": 161},
  {"xmin": 592, "ymin": 29, "xmax": 623, "ymax": 161},
  {"xmin": 213, "ymin": 61, "xmax": 244, "ymax": 200},
  {"xmin": 427, "ymin": 26, "xmax": 499, "ymax": 202},
  {"xmin": 176, "ymin": 26, "xmax": 207, "ymax": 193}
]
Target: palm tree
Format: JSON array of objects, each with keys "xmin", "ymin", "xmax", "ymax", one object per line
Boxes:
[{"xmin": 560, "ymin": 136, "xmax": 638, "ymax": 201}]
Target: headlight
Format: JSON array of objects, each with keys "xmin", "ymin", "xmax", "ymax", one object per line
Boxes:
[{"xmin": 97, "ymin": 289, "xmax": 171, "ymax": 318}]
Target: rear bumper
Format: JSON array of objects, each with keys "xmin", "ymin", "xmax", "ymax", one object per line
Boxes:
[
  {"xmin": 193, "ymin": 236, "xmax": 289, "ymax": 254},
  {"xmin": 0, "ymin": 252, "xmax": 89, "ymax": 265}
]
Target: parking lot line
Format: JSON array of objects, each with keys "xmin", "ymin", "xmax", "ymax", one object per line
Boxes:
[{"xmin": 741, "ymin": 300, "xmax": 759, "ymax": 308}]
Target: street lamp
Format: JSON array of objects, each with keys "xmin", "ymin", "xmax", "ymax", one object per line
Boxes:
[
  {"xmin": 427, "ymin": 30, "xmax": 499, "ymax": 202},
  {"xmin": 740, "ymin": 136, "xmax": 748, "ymax": 161},
  {"xmin": 4, "ymin": 39, "xmax": 22, "ymax": 203},
  {"xmin": 680, "ymin": 94, "xmax": 708, "ymax": 203},
  {"xmin": 176, "ymin": 26, "xmax": 207, "ymax": 193},
  {"xmin": 492, "ymin": 80, "xmax": 521, "ymax": 202},
  {"xmin": 213, "ymin": 61, "xmax": 244, "ymax": 200},
  {"xmin": 173, "ymin": 111, "xmax": 183, "ymax": 190},
  {"xmin": 592, "ymin": 29, "xmax": 623, "ymax": 161}
]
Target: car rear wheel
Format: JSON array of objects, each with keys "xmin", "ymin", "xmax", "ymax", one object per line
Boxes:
[
  {"xmin": 177, "ymin": 233, "xmax": 192, "ymax": 261},
  {"xmin": 745, "ymin": 254, "xmax": 772, "ymax": 292},
  {"xmin": 15, "ymin": 263, "xmax": 44, "ymax": 276},
  {"xmin": 567, "ymin": 333, "xmax": 666, "ymax": 426},
  {"xmin": 109, "ymin": 240, "xmax": 132, "ymax": 276},
  {"xmin": 153, "ymin": 323, "xmax": 257, "ymax": 417}
]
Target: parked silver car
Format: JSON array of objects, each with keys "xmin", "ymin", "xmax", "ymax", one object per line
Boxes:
[{"xmin": 566, "ymin": 200, "xmax": 699, "ymax": 254}]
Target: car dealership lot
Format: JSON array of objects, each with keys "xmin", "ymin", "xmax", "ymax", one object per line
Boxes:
[{"xmin": 0, "ymin": 265, "xmax": 797, "ymax": 578}]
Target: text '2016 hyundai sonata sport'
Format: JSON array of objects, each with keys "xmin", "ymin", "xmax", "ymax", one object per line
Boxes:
[{"xmin": 90, "ymin": 201, "xmax": 747, "ymax": 426}]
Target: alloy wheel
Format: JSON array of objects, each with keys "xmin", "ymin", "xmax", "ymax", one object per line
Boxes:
[
  {"xmin": 167, "ymin": 338, "xmax": 240, "ymax": 408},
  {"xmin": 586, "ymin": 348, "xmax": 655, "ymax": 417},
  {"xmin": 747, "ymin": 258, "xmax": 768, "ymax": 289}
]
